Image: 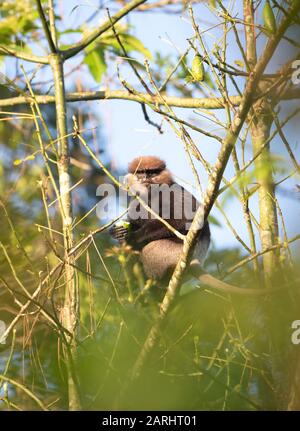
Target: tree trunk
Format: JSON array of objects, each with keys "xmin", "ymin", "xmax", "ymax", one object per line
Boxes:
[
  {"xmin": 50, "ymin": 53, "xmax": 81, "ymax": 410},
  {"xmin": 250, "ymin": 101, "xmax": 279, "ymax": 286}
]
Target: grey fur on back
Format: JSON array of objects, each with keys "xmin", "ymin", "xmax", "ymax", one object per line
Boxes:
[{"xmin": 141, "ymin": 221, "xmax": 210, "ymax": 280}]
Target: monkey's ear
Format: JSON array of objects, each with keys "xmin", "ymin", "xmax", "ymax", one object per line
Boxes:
[{"xmin": 109, "ymin": 225, "xmax": 128, "ymax": 243}]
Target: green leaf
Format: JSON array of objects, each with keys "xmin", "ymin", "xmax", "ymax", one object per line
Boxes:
[
  {"xmin": 263, "ymin": 1, "xmax": 276, "ymax": 35},
  {"xmin": 84, "ymin": 48, "xmax": 107, "ymax": 83},
  {"xmin": 0, "ymin": 12, "xmax": 38, "ymax": 38},
  {"xmin": 101, "ymin": 32, "xmax": 152, "ymax": 60},
  {"xmin": 119, "ymin": 34, "xmax": 152, "ymax": 60},
  {"xmin": 208, "ymin": 214, "xmax": 221, "ymax": 227}
]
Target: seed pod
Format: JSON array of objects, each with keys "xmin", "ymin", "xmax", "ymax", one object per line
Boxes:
[
  {"xmin": 191, "ymin": 54, "xmax": 205, "ymax": 81},
  {"xmin": 263, "ymin": 0, "xmax": 276, "ymax": 35}
]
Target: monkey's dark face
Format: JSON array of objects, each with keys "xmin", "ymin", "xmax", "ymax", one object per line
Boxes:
[
  {"xmin": 125, "ymin": 168, "xmax": 174, "ymax": 197},
  {"xmin": 134, "ymin": 168, "xmax": 174, "ymax": 189},
  {"xmin": 135, "ymin": 168, "xmax": 164, "ymax": 186},
  {"xmin": 127, "ymin": 156, "xmax": 173, "ymax": 187}
]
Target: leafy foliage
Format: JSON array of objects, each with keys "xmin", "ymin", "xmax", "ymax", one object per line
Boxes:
[{"xmin": 83, "ymin": 25, "xmax": 152, "ymax": 83}]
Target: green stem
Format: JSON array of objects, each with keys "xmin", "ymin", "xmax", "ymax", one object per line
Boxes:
[
  {"xmin": 48, "ymin": 0, "xmax": 58, "ymax": 48},
  {"xmin": 50, "ymin": 52, "xmax": 80, "ymax": 410},
  {"xmin": 36, "ymin": 0, "xmax": 57, "ymax": 53}
]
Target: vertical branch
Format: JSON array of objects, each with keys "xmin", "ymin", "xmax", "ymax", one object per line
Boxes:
[
  {"xmin": 50, "ymin": 53, "xmax": 80, "ymax": 410},
  {"xmin": 244, "ymin": 0, "xmax": 279, "ymax": 286},
  {"xmin": 243, "ymin": 0, "xmax": 257, "ymax": 70},
  {"xmin": 46, "ymin": 2, "xmax": 81, "ymax": 407},
  {"xmin": 35, "ymin": 0, "xmax": 57, "ymax": 53},
  {"xmin": 250, "ymin": 107, "xmax": 279, "ymax": 285},
  {"xmin": 48, "ymin": 0, "xmax": 58, "ymax": 48},
  {"xmin": 241, "ymin": 0, "xmax": 260, "ymax": 275},
  {"xmin": 244, "ymin": 0, "xmax": 287, "ymax": 411}
]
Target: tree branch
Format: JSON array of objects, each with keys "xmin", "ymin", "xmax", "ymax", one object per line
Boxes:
[
  {"xmin": 62, "ymin": 0, "xmax": 147, "ymax": 60},
  {"xmin": 0, "ymin": 46, "xmax": 49, "ymax": 64},
  {"xmin": 1, "ymin": 87, "xmax": 300, "ymax": 109},
  {"xmin": 35, "ymin": 0, "xmax": 57, "ymax": 53}
]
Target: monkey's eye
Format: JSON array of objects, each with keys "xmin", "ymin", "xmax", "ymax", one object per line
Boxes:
[{"xmin": 136, "ymin": 169, "xmax": 161, "ymax": 177}]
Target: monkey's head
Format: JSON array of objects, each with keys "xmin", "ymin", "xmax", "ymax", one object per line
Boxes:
[{"xmin": 127, "ymin": 156, "xmax": 174, "ymax": 189}]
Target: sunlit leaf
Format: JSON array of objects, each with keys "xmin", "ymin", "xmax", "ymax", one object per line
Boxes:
[
  {"xmin": 208, "ymin": 214, "xmax": 221, "ymax": 227},
  {"xmin": 84, "ymin": 48, "xmax": 107, "ymax": 83},
  {"xmin": 263, "ymin": 0, "xmax": 276, "ymax": 35},
  {"xmin": 100, "ymin": 31, "xmax": 152, "ymax": 60}
]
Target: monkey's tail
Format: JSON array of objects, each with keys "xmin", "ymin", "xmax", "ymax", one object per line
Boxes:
[{"xmin": 189, "ymin": 261, "xmax": 273, "ymax": 296}]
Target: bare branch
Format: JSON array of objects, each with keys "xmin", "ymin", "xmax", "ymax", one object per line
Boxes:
[
  {"xmin": 35, "ymin": 0, "xmax": 57, "ymax": 53},
  {"xmin": 1, "ymin": 87, "xmax": 300, "ymax": 109},
  {"xmin": 0, "ymin": 46, "xmax": 49, "ymax": 64}
]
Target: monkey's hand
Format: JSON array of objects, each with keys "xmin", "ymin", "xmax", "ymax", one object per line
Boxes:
[{"xmin": 109, "ymin": 221, "xmax": 131, "ymax": 243}]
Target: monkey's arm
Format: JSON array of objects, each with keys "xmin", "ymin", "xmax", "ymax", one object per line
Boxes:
[
  {"xmin": 109, "ymin": 220, "xmax": 132, "ymax": 243},
  {"xmin": 109, "ymin": 219, "xmax": 173, "ymax": 246},
  {"xmin": 109, "ymin": 225, "xmax": 128, "ymax": 243},
  {"xmin": 126, "ymin": 219, "xmax": 183, "ymax": 249}
]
